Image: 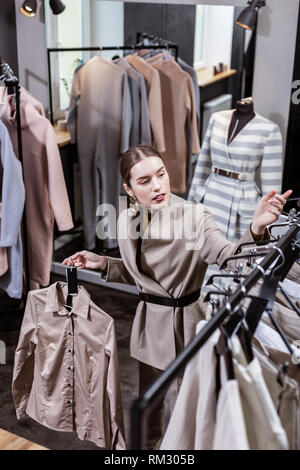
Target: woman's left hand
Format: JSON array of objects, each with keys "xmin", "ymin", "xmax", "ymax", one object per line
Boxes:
[{"xmin": 251, "ymin": 189, "xmax": 293, "ymax": 235}]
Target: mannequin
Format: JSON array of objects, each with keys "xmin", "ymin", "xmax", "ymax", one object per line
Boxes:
[{"xmin": 228, "ymin": 98, "xmax": 256, "ymax": 144}]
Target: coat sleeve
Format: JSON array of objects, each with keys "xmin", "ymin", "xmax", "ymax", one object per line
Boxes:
[
  {"xmin": 101, "ymin": 256, "xmax": 136, "ymax": 286},
  {"xmin": 45, "ymin": 121, "xmax": 74, "ymax": 231},
  {"xmin": 104, "ymin": 320, "xmax": 126, "ymax": 450},
  {"xmin": 196, "ymin": 205, "xmax": 264, "ymax": 271},
  {"xmin": 11, "ymin": 292, "xmax": 38, "ymax": 420},
  {"xmin": 120, "ymin": 73, "xmax": 132, "ymax": 154},
  {"xmin": 185, "ymin": 75, "xmax": 201, "ymax": 155},
  {"xmin": 0, "ymin": 123, "xmax": 25, "ymax": 247},
  {"xmin": 67, "ymin": 70, "xmax": 81, "ymax": 144},
  {"xmin": 188, "ymin": 115, "xmax": 214, "ymax": 204},
  {"xmin": 260, "ymin": 125, "xmax": 283, "ymax": 195},
  {"xmin": 139, "ymin": 74, "xmax": 152, "ymax": 146},
  {"xmin": 148, "ymin": 68, "xmax": 166, "ymax": 153}
]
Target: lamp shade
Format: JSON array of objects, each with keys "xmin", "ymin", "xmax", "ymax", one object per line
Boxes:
[
  {"xmin": 235, "ymin": 2, "xmax": 258, "ymax": 31},
  {"xmin": 49, "ymin": 0, "xmax": 66, "ymax": 15},
  {"xmin": 20, "ymin": 0, "xmax": 37, "ymax": 17}
]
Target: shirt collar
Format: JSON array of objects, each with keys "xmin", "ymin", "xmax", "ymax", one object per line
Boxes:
[{"xmin": 44, "ymin": 282, "xmax": 91, "ymax": 320}]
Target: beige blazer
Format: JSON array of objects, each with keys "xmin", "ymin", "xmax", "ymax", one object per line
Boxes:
[{"xmin": 104, "ymin": 194, "xmax": 256, "ymax": 370}]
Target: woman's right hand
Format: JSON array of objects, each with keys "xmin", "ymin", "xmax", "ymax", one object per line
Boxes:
[{"xmin": 62, "ymin": 251, "xmax": 108, "ymax": 271}]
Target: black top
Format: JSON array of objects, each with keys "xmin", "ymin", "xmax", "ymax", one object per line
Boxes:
[{"xmin": 228, "ymin": 100, "xmax": 256, "ymax": 144}]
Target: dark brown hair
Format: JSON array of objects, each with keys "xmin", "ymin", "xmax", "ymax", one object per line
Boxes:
[{"xmin": 120, "ymin": 145, "xmax": 164, "ymax": 187}]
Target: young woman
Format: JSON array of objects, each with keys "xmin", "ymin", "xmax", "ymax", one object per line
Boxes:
[{"xmin": 63, "ymin": 145, "xmax": 291, "ymax": 449}]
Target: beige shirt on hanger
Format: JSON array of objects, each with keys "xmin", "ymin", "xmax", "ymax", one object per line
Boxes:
[{"xmin": 12, "ymin": 282, "xmax": 126, "ymax": 450}]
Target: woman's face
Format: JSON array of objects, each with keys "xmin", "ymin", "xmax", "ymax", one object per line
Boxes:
[{"xmin": 124, "ymin": 156, "xmax": 170, "ymax": 211}]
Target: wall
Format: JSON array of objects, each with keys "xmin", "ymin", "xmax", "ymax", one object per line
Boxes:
[
  {"xmin": 90, "ymin": 0, "xmax": 124, "ymax": 58},
  {"xmin": 252, "ymin": 0, "xmax": 300, "ymax": 151},
  {"xmin": 14, "ymin": 0, "xmax": 49, "ymax": 114},
  {"xmin": 0, "ymin": 1, "xmax": 19, "ymax": 75},
  {"xmin": 204, "ymin": 5, "xmax": 234, "ymax": 68}
]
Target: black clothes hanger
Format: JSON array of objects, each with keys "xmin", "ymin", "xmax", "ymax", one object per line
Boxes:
[
  {"xmin": 206, "ymin": 273, "xmax": 247, "ymax": 286},
  {"xmin": 214, "ymin": 326, "xmax": 235, "ymax": 399},
  {"xmin": 65, "ymin": 266, "xmax": 78, "ymax": 311},
  {"xmin": 220, "ymin": 251, "xmax": 269, "ymax": 270},
  {"xmin": 235, "ymin": 239, "xmax": 276, "ymax": 254}
]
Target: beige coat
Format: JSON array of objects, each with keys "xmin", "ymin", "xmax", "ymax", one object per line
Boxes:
[
  {"xmin": 125, "ymin": 55, "xmax": 166, "ymax": 153},
  {"xmin": 147, "ymin": 57, "xmax": 200, "ymax": 194},
  {"xmin": 104, "ymin": 194, "xmax": 256, "ymax": 370}
]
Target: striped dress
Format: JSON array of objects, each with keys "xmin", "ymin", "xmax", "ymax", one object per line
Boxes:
[{"xmin": 188, "ymin": 110, "xmax": 283, "ymax": 290}]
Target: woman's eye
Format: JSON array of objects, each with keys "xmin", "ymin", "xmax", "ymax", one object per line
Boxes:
[
  {"xmin": 140, "ymin": 180, "xmax": 149, "ymax": 185},
  {"xmin": 159, "ymin": 172, "xmax": 166, "ymax": 177}
]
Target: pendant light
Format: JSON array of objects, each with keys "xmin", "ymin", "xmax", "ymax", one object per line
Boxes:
[
  {"xmin": 49, "ymin": 0, "xmax": 66, "ymax": 15},
  {"xmin": 20, "ymin": 0, "xmax": 37, "ymax": 17},
  {"xmin": 235, "ymin": 0, "xmax": 266, "ymax": 31}
]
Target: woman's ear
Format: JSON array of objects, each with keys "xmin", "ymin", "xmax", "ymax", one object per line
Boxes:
[{"xmin": 123, "ymin": 183, "xmax": 134, "ymax": 199}]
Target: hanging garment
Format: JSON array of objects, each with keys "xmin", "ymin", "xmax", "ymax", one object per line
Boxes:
[
  {"xmin": 12, "ymin": 281, "xmax": 126, "ymax": 450},
  {"xmin": 177, "ymin": 57, "xmax": 200, "ymax": 136},
  {"xmin": 188, "ymin": 110, "xmax": 283, "ymax": 241},
  {"xmin": 160, "ymin": 321, "xmax": 249, "ymax": 450},
  {"xmin": 177, "ymin": 57, "xmax": 201, "ymax": 188},
  {"xmin": 232, "ymin": 336, "xmax": 289, "ymax": 450},
  {"xmin": 101, "ymin": 193, "xmax": 261, "ymax": 371},
  {"xmin": 114, "ymin": 57, "xmax": 151, "ymax": 147},
  {"xmin": 0, "ymin": 204, "xmax": 8, "ymax": 276},
  {"xmin": 0, "ymin": 97, "xmax": 73, "ymax": 290},
  {"xmin": 67, "ymin": 56, "xmax": 132, "ymax": 250},
  {"xmin": 125, "ymin": 55, "xmax": 165, "ymax": 153},
  {"xmin": 253, "ymin": 339, "xmax": 300, "ymax": 450},
  {"xmin": 0, "ymin": 121, "xmax": 25, "ymax": 298},
  {"xmin": 145, "ymin": 56, "xmax": 200, "ymax": 194}
]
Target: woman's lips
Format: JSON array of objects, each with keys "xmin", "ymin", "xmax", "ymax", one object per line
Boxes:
[{"xmin": 152, "ymin": 193, "xmax": 166, "ymax": 202}]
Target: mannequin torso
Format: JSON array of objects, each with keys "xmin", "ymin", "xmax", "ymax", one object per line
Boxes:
[{"xmin": 228, "ymin": 99, "xmax": 256, "ymax": 144}]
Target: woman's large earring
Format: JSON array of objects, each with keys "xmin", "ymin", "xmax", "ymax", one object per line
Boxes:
[{"xmin": 129, "ymin": 196, "xmax": 140, "ymax": 215}]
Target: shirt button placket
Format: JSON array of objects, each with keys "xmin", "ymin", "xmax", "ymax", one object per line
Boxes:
[{"xmin": 66, "ymin": 316, "xmax": 74, "ymax": 425}]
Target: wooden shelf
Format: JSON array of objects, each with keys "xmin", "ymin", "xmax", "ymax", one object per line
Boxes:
[
  {"xmin": 0, "ymin": 428, "xmax": 48, "ymax": 450},
  {"xmin": 54, "ymin": 124, "xmax": 71, "ymax": 148},
  {"xmin": 197, "ymin": 68, "xmax": 237, "ymax": 87}
]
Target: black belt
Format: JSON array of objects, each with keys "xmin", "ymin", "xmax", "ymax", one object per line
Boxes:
[{"xmin": 138, "ymin": 289, "xmax": 201, "ymax": 308}]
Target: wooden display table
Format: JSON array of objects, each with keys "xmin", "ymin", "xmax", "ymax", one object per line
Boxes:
[
  {"xmin": 196, "ymin": 67, "xmax": 237, "ymax": 87},
  {"xmin": 0, "ymin": 428, "xmax": 48, "ymax": 450},
  {"xmin": 54, "ymin": 124, "xmax": 71, "ymax": 148}
]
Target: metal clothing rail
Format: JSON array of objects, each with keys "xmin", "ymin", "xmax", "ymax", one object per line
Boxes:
[
  {"xmin": 47, "ymin": 44, "xmax": 179, "ymax": 125},
  {"xmin": 130, "ymin": 217, "xmax": 300, "ymax": 449},
  {"xmin": 0, "ymin": 58, "xmax": 30, "ymax": 293}
]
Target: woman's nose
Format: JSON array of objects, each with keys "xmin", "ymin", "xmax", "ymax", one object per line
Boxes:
[{"xmin": 152, "ymin": 177, "xmax": 161, "ymax": 190}]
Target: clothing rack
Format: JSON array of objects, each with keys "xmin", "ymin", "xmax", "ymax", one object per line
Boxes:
[
  {"xmin": 47, "ymin": 43, "xmax": 179, "ymax": 125},
  {"xmin": 0, "ymin": 58, "xmax": 30, "ymax": 294},
  {"xmin": 129, "ymin": 217, "xmax": 300, "ymax": 449}
]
